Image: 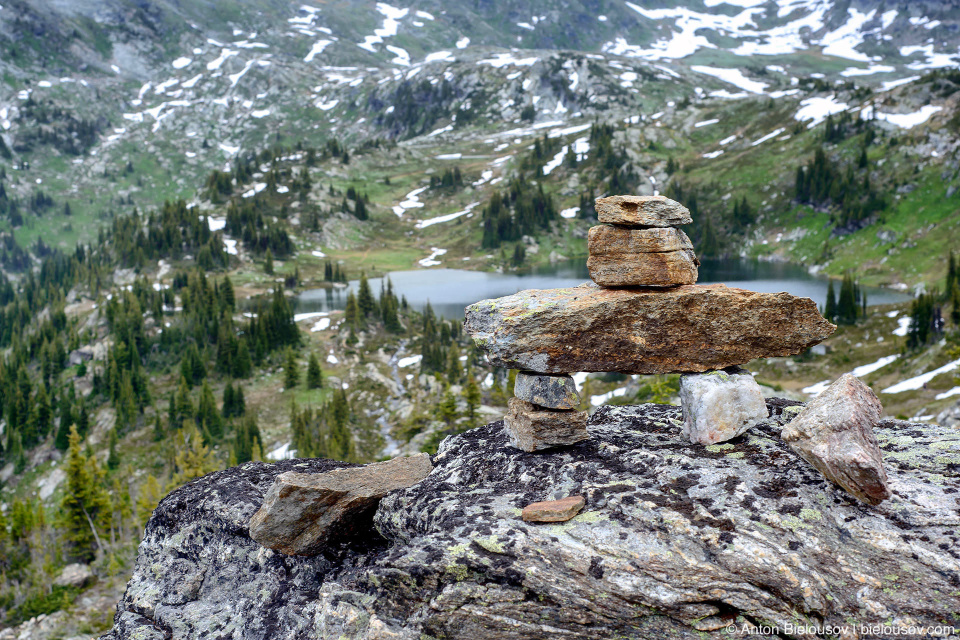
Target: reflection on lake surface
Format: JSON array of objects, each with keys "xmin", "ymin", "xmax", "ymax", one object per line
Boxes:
[{"xmin": 295, "ymin": 258, "xmax": 911, "ymax": 321}]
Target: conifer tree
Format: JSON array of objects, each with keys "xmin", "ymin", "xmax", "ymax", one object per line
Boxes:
[
  {"xmin": 61, "ymin": 425, "xmax": 110, "ymax": 561},
  {"xmin": 264, "ymin": 248, "xmax": 274, "ymax": 275},
  {"xmin": 824, "ymin": 280, "xmax": 837, "ymax": 321},
  {"xmin": 306, "ymin": 353, "xmax": 323, "ymax": 389},
  {"xmin": 197, "ymin": 381, "xmax": 222, "ymax": 440},
  {"xmin": 136, "ymin": 475, "xmax": 163, "ymax": 529},
  {"xmin": 344, "ymin": 291, "xmax": 360, "ymax": 328},
  {"xmin": 169, "ymin": 420, "xmax": 219, "ymax": 489},
  {"xmin": 327, "ymin": 389, "xmax": 353, "ymax": 461},
  {"xmin": 464, "ymin": 371, "xmax": 482, "ymax": 426},
  {"xmin": 952, "ymin": 282, "xmax": 960, "ymax": 327},
  {"xmin": 357, "ymin": 273, "xmax": 376, "ymax": 318},
  {"xmin": 438, "ymin": 389, "xmax": 459, "ymax": 427},
  {"xmin": 107, "ymin": 428, "xmax": 120, "ymax": 470},
  {"xmin": 235, "ymin": 385, "xmax": 246, "ymax": 416},
  {"xmin": 284, "ymin": 349, "xmax": 299, "ymax": 390}
]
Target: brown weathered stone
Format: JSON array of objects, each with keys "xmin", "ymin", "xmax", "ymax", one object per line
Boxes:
[
  {"xmin": 588, "ymin": 224, "xmax": 694, "ymax": 254},
  {"xmin": 595, "ymin": 195, "xmax": 692, "ymax": 227},
  {"xmin": 587, "ymin": 225, "xmax": 699, "ymax": 287},
  {"xmin": 249, "ymin": 453, "xmax": 433, "ymax": 556},
  {"xmin": 465, "ymin": 283, "xmax": 835, "ymax": 374},
  {"xmin": 521, "ymin": 495, "xmax": 585, "ymax": 522},
  {"xmin": 781, "ymin": 374, "xmax": 890, "ymax": 505},
  {"xmin": 588, "ymin": 251, "xmax": 699, "ymax": 287},
  {"xmin": 514, "ymin": 372, "xmax": 581, "ymax": 409},
  {"xmin": 503, "ymin": 398, "xmax": 589, "ymax": 452}
]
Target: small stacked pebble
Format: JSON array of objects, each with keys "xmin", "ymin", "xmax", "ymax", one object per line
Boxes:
[
  {"xmin": 506, "ymin": 373, "xmax": 588, "ymax": 452},
  {"xmin": 587, "ymin": 195, "xmax": 699, "ymax": 287}
]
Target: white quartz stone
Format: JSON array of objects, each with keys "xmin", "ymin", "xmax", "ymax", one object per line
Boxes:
[{"xmin": 679, "ymin": 369, "xmax": 768, "ymax": 445}]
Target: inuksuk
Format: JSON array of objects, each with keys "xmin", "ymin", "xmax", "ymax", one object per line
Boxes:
[{"xmin": 465, "ymin": 195, "xmax": 836, "ymax": 450}]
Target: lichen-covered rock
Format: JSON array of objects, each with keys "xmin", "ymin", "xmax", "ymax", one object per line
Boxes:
[
  {"xmin": 464, "ymin": 283, "xmax": 835, "ymax": 374},
  {"xmin": 781, "ymin": 374, "xmax": 890, "ymax": 505},
  {"xmin": 249, "ymin": 454, "xmax": 433, "ymax": 556},
  {"xmin": 514, "ymin": 371, "xmax": 581, "ymax": 409},
  {"xmin": 503, "ymin": 397, "xmax": 589, "ymax": 451},
  {"xmin": 102, "ymin": 402, "xmax": 960, "ymax": 640},
  {"xmin": 679, "ymin": 369, "xmax": 768, "ymax": 444},
  {"xmin": 595, "ymin": 195, "xmax": 692, "ymax": 226}
]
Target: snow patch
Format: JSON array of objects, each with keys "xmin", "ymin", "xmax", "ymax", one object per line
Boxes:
[
  {"xmin": 418, "ymin": 247, "xmax": 447, "ymax": 267},
  {"xmin": 882, "ymin": 359, "xmax": 960, "ymax": 394}
]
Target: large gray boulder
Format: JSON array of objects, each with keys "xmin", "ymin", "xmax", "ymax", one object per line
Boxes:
[{"xmin": 101, "ymin": 402, "xmax": 960, "ymax": 640}]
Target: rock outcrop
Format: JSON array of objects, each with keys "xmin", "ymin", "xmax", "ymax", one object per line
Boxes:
[
  {"xmin": 465, "ymin": 283, "xmax": 835, "ymax": 374},
  {"xmin": 102, "ymin": 402, "xmax": 960, "ymax": 640}
]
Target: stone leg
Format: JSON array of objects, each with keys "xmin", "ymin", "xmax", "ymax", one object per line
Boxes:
[{"xmin": 679, "ymin": 368, "xmax": 768, "ymax": 445}]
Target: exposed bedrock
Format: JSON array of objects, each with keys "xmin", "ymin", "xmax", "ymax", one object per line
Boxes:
[{"xmin": 102, "ymin": 402, "xmax": 960, "ymax": 640}]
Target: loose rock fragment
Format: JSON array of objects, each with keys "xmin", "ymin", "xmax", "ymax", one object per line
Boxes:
[
  {"xmin": 465, "ymin": 283, "xmax": 835, "ymax": 374},
  {"xmin": 54, "ymin": 563, "xmax": 96, "ymax": 589},
  {"xmin": 504, "ymin": 398, "xmax": 589, "ymax": 452},
  {"xmin": 595, "ymin": 195, "xmax": 692, "ymax": 227},
  {"xmin": 249, "ymin": 453, "xmax": 433, "ymax": 556},
  {"xmin": 514, "ymin": 372, "xmax": 581, "ymax": 410},
  {"xmin": 679, "ymin": 368, "xmax": 768, "ymax": 444},
  {"xmin": 781, "ymin": 374, "xmax": 890, "ymax": 505},
  {"xmin": 521, "ymin": 495, "xmax": 585, "ymax": 522}
]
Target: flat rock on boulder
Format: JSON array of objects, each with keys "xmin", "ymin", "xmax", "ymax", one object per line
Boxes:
[
  {"xmin": 679, "ymin": 369, "xmax": 769, "ymax": 445},
  {"xmin": 465, "ymin": 283, "xmax": 835, "ymax": 374},
  {"xmin": 504, "ymin": 397, "xmax": 589, "ymax": 452},
  {"xmin": 595, "ymin": 195, "xmax": 692, "ymax": 226},
  {"xmin": 781, "ymin": 374, "xmax": 890, "ymax": 505},
  {"xmin": 514, "ymin": 372, "xmax": 581, "ymax": 410},
  {"xmin": 249, "ymin": 453, "xmax": 433, "ymax": 556},
  {"xmin": 521, "ymin": 495, "xmax": 585, "ymax": 522}
]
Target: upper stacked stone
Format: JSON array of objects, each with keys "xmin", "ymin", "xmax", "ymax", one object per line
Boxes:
[{"xmin": 588, "ymin": 195, "xmax": 698, "ymax": 287}]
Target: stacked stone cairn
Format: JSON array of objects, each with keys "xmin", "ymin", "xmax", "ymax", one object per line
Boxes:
[{"xmin": 466, "ymin": 195, "xmax": 891, "ymax": 505}]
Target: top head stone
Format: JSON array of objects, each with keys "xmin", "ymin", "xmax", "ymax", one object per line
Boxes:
[{"xmin": 595, "ymin": 195, "xmax": 692, "ymax": 227}]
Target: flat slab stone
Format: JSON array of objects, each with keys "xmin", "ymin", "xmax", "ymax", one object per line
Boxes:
[
  {"xmin": 679, "ymin": 369, "xmax": 768, "ymax": 444},
  {"xmin": 588, "ymin": 225, "xmax": 699, "ymax": 287},
  {"xmin": 521, "ymin": 496, "xmax": 585, "ymax": 522},
  {"xmin": 503, "ymin": 398, "xmax": 589, "ymax": 452},
  {"xmin": 514, "ymin": 372, "xmax": 581, "ymax": 410},
  {"xmin": 595, "ymin": 195, "xmax": 692, "ymax": 227},
  {"xmin": 781, "ymin": 374, "xmax": 890, "ymax": 505},
  {"xmin": 588, "ymin": 251, "xmax": 699, "ymax": 287},
  {"xmin": 249, "ymin": 453, "xmax": 433, "ymax": 556},
  {"xmin": 588, "ymin": 225, "xmax": 694, "ymax": 254},
  {"xmin": 465, "ymin": 283, "xmax": 835, "ymax": 374}
]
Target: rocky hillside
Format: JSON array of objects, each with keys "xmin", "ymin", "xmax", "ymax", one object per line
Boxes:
[
  {"xmin": 100, "ymin": 401, "xmax": 960, "ymax": 639},
  {"xmin": 1, "ymin": 0, "xmax": 960, "ymax": 285}
]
